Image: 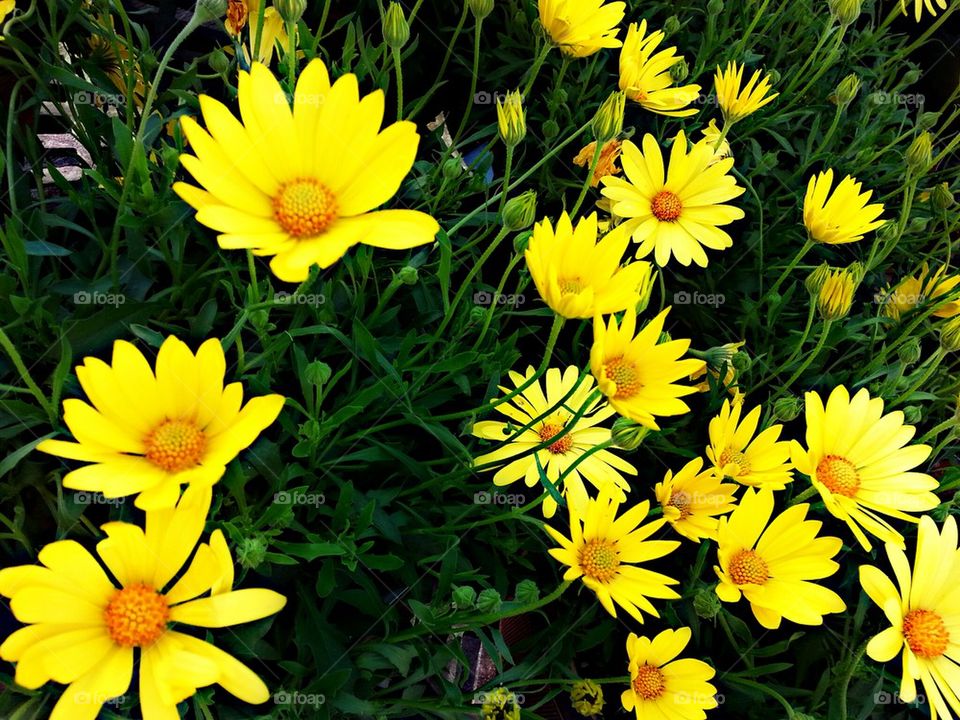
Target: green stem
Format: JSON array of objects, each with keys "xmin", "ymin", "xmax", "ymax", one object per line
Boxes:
[
  {"xmin": 392, "ymin": 45, "xmax": 404, "ymax": 120},
  {"xmin": 893, "ymin": 347, "xmax": 944, "ymax": 406},
  {"xmin": 570, "ymin": 140, "xmax": 603, "ymax": 216},
  {"xmin": 498, "ymin": 144, "xmax": 514, "ymax": 217},
  {"xmin": 769, "ymin": 320, "xmax": 832, "ymax": 403},
  {"xmin": 765, "ymin": 237, "xmax": 814, "ymax": 300},
  {"xmin": 454, "ymin": 17, "xmax": 484, "ymax": 144},
  {"xmin": 521, "ymin": 43, "xmax": 552, "ymax": 99},
  {"xmin": 789, "ymin": 485, "xmax": 819, "ymax": 506},
  {"xmin": 472, "ymin": 252, "xmax": 524, "ymax": 349},
  {"xmin": 285, "ymin": 20, "xmax": 297, "ymax": 89},
  {"xmin": 837, "ymin": 641, "xmax": 868, "ymax": 720},
  {"xmin": 0, "ymin": 327, "xmax": 55, "ymax": 422}
]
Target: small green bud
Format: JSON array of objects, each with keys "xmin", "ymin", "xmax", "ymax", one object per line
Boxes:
[
  {"xmin": 731, "ymin": 350, "xmax": 751, "ymax": 372},
  {"xmin": 611, "ymin": 417, "xmax": 651, "ymax": 450},
  {"xmin": 469, "ymin": 305, "xmax": 486, "ymax": 324},
  {"xmin": 441, "ymin": 157, "xmax": 462, "ymax": 179},
  {"xmin": 502, "ymin": 190, "xmax": 537, "ymax": 231},
  {"xmin": 693, "ymin": 587, "xmax": 722, "ymax": 619},
  {"xmin": 663, "ymin": 15, "xmax": 681, "ymax": 36},
  {"xmin": 772, "ymin": 396, "xmax": 803, "ymax": 422},
  {"xmin": 591, "ymin": 91, "xmax": 625, "ymax": 144},
  {"xmin": 237, "ymin": 535, "xmax": 269, "ymax": 570},
  {"xmin": 805, "ymin": 262, "xmax": 832, "ymax": 297},
  {"xmin": 209, "ymin": 49, "xmax": 231, "ymax": 75},
  {"xmin": 707, "ymin": 0, "xmax": 724, "ymax": 15},
  {"xmin": 898, "ymin": 338, "xmax": 922, "ymax": 365},
  {"xmin": 513, "ymin": 230, "xmax": 532, "ymax": 253},
  {"xmin": 906, "ymin": 131, "xmax": 933, "ymax": 175},
  {"xmin": 477, "ymin": 588, "xmax": 502, "ymax": 613},
  {"xmin": 830, "ymin": 0, "xmax": 861, "ymax": 26},
  {"xmin": 766, "ymin": 68, "xmax": 781, "ymax": 85},
  {"xmin": 397, "ymin": 265, "xmax": 419, "ymax": 286},
  {"xmin": 452, "ymin": 584, "xmax": 477, "ymax": 608},
  {"xmin": 382, "ymin": 2, "xmax": 410, "ymax": 49},
  {"xmin": 275, "ymin": 0, "xmax": 306, "ymax": 24},
  {"xmin": 299, "ymin": 418, "xmax": 321, "ymax": 441},
  {"xmin": 305, "ymin": 360, "xmax": 332, "ymax": 386},
  {"xmin": 919, "ymin": 111, "xmax": 941, "ymax": 130},
  {"xmin": 193, "ymin": 0, "xmax": 227, "ymax": 23},
  {"xmin": 514, "ymin": 579, "xmax": 539, "ymax": 604},
  {"xmin": 932, "ymin": 182, "xmax": 955, "ymax": 210},
  {"xmin": 467, "ymin": 0, "xmax": 494, "ymax": 21},
  {"xmin": 903, "ymin": 68, "xmax": 922, "ymax": 85},
  {"xmin": 542, "ymin": 118, "xmax": 560, "ymax": 140},
  {"xmin": 831, "ymin": 73, "xmax": 860, "ymax": 107},
  {"xmin": 670, "ymin": 58, "xmax": 690, "ymax": 83},
  {"xmin": 940, "ymin": 316, "xmax": 960, "ymax": 352},
  {"xmin": 903, "ymin": 405, "xmax": 922, "ymax": 424},
  {"xmin": 909, "ymin": 216, "xmax": 930, "ymax": 233}
]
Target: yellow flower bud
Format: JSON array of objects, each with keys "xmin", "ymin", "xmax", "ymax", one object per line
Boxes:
[
  {"xmin": 906, "ymin": 131, "xmax": 933, "ymax": 176},
  {"xmin": 817, "ymin": 267, "xmax": 857, "ymax": 321},
  {"xmin": 591, "ymin": 90, "xmax": 625, "ymax": 144},
  {"xmin": 383, "ymin": 2, "xmax": 410, "ymax": 49},
  {"xmin": 496, "ymin": 90, "xmax": 526, "ymax": 147}
]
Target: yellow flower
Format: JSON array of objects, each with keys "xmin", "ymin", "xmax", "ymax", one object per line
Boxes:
[
  {"xmin": 714, "ymin": 61, "xmax": 778, "ymax": 124},
  {"xmin": 481, "ymin": 687, "xmax": 521, "ymax": 720},
  {"xmin": 790, "ymin": 385, "xmax": 940, "ymax": 551},
  {"xmin": 804, "ymin": 169, "xmax": 885, "ymax": 244},
  {"xmin": 0, "ymin": 0, "xmax": 14, "ymax": 27},
  {"xmin": 714, "ymin": 487, "xmax": 846, "ymax": 629},
  {"xmin": 621, "ymin": 628, "xmax": 719, "ymax": 720},
  {"xmin": 600, "ymin": 131, "xmax": 745, "ymax": 267},
  {"xmin": 242, "ymin": 0, "xmax": 290, "ymax": 64},
  {"xmin": 655, "ymin": 457, "xmax": 737, "ymax": 542},
  {"xmin": 901, "ymin": 0, "xmax": 948, "ymax": 21},
  {"xmin": 37, "ymin": 336, "xmax": 285, "ymax": 510},
  {"xmin": 700, "ymin": 119, "xmax": 733, "ymax": 165},
  {"xmin": 817, "ymin": 266, "xmax": 857, "ymax": 321},
  {"xmin": 546, "ymin": 486, "xmax": 681, "ymax": 622},
  {"xmin": 860, "ymin": 515, "xmax": 960, "ymax": 718},
  {"xmin": 574, "ymin": 139, "xmax": 622, "ymax": 187},
  {"xmin": 225, "ymin": 0, "xmax": 248, "ymax": 34},
  {"xmin": 472, "ymin": 366, "xmax": 636, "ymax": 517},
  {"xmin": 0, "ymin": 486, "xmax": 286, "ymax": 719},
  {"xmin": 882, "ymin": 262, "xmax": 960, "ymax": 321},
  {"xmin": 87, "ymin": 15, "xmax": 146, "ymax": 107},
  {"xmin": 591, "ymin": 307, "xmax": 705, "ymax": 429},
  {"xmin": 706, "ymin": 399, "xmax": 794, "ymax": 490},
  {"xmin": 496, "ymin": 89, "xmax": 526, "ymax": 147},
  {"xmin": 538, "ymin": 0, "xmax": 625, "ymax": 57},
  {"xmin": 174, "ymin": 59, "xmax": 439, "ymax": 282},
  {"xmin": 618, "ymin": 21, "xmax": 701, "ymax": 117},
  {"xmin": 570, "ymin": 679, "xmax": 605, "ymax": 717},
  {"xmin": 526, "ymin": 211, "xmax": 655, "ymax": 319}
]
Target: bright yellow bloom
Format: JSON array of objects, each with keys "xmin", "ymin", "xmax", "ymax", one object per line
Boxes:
[
  {"xmin": 621, "ymin": 628, "xmax": 718, "ymax": 720},
  {"xmin": 538, "ymin": 0, "xmax": 625, "ymax": 57},
  {"xmin": 715, "ymin": 487, "xmax": 846, "ymax": 629},
  {"xmin": 472, "ymin": 366, "xmax": 636, "ymax": 517},
  {"xmin": 546, "ymin": 486, "xmax": 680, "ymax": 622},
  {"xmin": 496, "ymin": 90, "xmax": 526, "ymax": 147},
  {"xmin": 706, "ymin": 399, "xmax": 794, "ymax": 490},
  {"xmin": 817, "ymin": 266, "xmax": 857, "ymax": 321},
  {"xmin": 174, "ymin": 59, "xmax": 439, "ymax": 282},
  {"xmin": 600, "ymin": 131, "xmax": 745, "ymax": 267},
  {"xmin": 714, "ymin": 61, "xmax": 778, "ymax": 124},
  {"xmin": 0, "ymin": 0, "xmax": 14, "ymax": 27},
  {"xmin": 0, "ymin": 486, "xmax": 286, "ymax": 719},
  {"xmin": 655, "ymin": 457, "xmax": 737, "ymax": 542},
  {"xmin": 37, "ymin": 336, "xmax": 285, "ymax": 510},
  {"xmin": 700, "ymin": 119, "xmax": 732, "ymax": 165},
  {"xmin": 804, "ymin": 169, "xmax": 885, "ymax": 244},
  {"xmin": 902, "ymin": 0, "xmax": 948, "ymax": 21},
  {"xmin": 574, "ymin": 139, "xmax": 622, "ymax": 187},
  {"xmin": 790, "ymin": 386, "xmax": 940, "ymax": 551},
  {"xmin": 882, "ymin": 262, "xmax": 960, "ymax": 321},
  {"xmin": 590, "ymin": 307, "xmax": 705, "ymax": 429},
  {"xmin": 860, "ymin": 515, "xmax": 960, "ymax": 719},
  {"xmin": 618, "ymin": 21, "xmax": 701, "ymax": 117},
  {"xmin": 243, "ymin": 0, "xmax": 290, "ymax": 64},
  {"xmin": 526, "ymin": 211, "xmax": 655, "ymax": 319}
]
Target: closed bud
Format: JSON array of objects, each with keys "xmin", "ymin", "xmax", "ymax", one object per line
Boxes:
[
  {"xmin": 452, "ymin": 584, "xmax": 477, "ymax": 608},
  {"xmin": 469, "ymin": 305, "xmax": 486, "ymax": 323},
  {"xmin": 693, "ymin": 587, "xmax": 722, "ymax": 618},
  {"xmin": 663, "ymin": 15, "xmax": 681, "ymax": 36},
  {"xmin": 513, "ymin": 230, "xmax": 532, "ymax": 253},
  {"xmin": 898, "ymin": 337, "xmax": 922, "ymax": 365},
  {"xmin": 383, "ymin": 2, "xmax": 410, "ymax": 49},
  {"xmin": 903, "ymin": 68, "xmax": 922, "ymax": 85},
  {"xmin": 397, "ymin": 265, "xmax": 419, "ymax": 286},
  {"xmin": 591, "ymin": 91, "xmax": 625, "ymax": 144},
  {"xmin": 275, "ymin": 0, "xmax": 306, "ymax": 24},
  {"xmin": 502, "ymin": 190, "xmax": 537, "ymax": 231},
  {"xmin": 940, "ymin": 316, "xmax": 960, "ymax": 352},
  {"xmin": 467, "ymin": 0, "xmax": 494, "ymax": 21},
  {"xmin": 707, "ymin": 0, "xmax": 724, "ymax": 15},
  {"xmin": 611, "ymin": 417, "xmax": 651, "ymax": 450},
  {"xmin": 906, "ymin": 131, "xmax": 933, "ymax": 175},
  {"xmin": 194, "ymin": 0, "xmax": 227, "ymax": 23},
  {"xmin": 703, "ymin": 341, "xmax": 745, "ymax": 369},
  {"xmin": 442, "ymin": 157, "xmax": 462, "ymax": 179},
  {"xmin": 305, "ymin": 360, "xmax": 332, "ymax": 386},
  {"xmin": 496, "ymin": 89, "xmax": 526, "ymax": 147},
  {"xmin": 299, "ymin": 418, "xmax": 320, "ymax": 441},
  {"xmin": 817, "ymin": 267, "xmax": 858, "ymax": 321},
  {"xmin": 514, "ymin": 579, "xmax": 539, "ymax": 604},
  {"xmin": 805, "ymin": 262, "xmax": 832, "ymax": 297},
  {"xmin": 542, "ymin": 118, "xmax": 560, "ymax": 140},
  {"xmin": 670, "ymin": 58, "xmax": 690, "ymax": 83},
  {"xmin": 477, "ymin": 587, "xmax": 502, "ymax": 613},
  {"xmin": 909, "ymin": 216, "xmax": 929, "ymax": 233},
  {"xmin": 933, "ymin": 182, "xmax": 955, "ymax": 210},
  {"xmin": 732, "ymin": 350, "xmax": 751, "ymax": 372},
  {"xmin": 903, "ymin": 405, "xmax": 922, "ymax": 424},
  {"xmin": 772, "ymin": 395, "xmax": 802, "ymax": 422},
  {"xmin": 635, "ymin": 266, "xmax": 656, "ymax": 314},
  {"xmin": 831, "ymin": 73, "xmax": 860, "ymax": 107},
  {"xmin": 919, "ymin": 111, "xmax": 941, "ymax": 130},
  {"xmin": 766, "ymin": 68, "xmax": 781, "ymax": 85},
  {"xmin": 209, "ymin": 48, "xmax": 231, "ymax": 75},
  {"xmin": 237, "ymin": 535, "xmax": 268, "ymax": 570},
  {"xmin": 570, "ymin": 680, "xmax": 605, "ymax": 718},
  {"xmin": 830, "ymin": 0, "xmax": 861, "ymax": 26}
]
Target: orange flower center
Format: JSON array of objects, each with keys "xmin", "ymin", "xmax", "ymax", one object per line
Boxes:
[
  {"xmin": 538, "ymin": 422, "xmax": 573, "ymax": 455},
  {"xmin": 718, "ymin": 447, "xmax": 751, "ymax": 475},
  {"xmin": 144, "ymin": 419, "xmax": 206, "ymax": 472},
  {"xmin": 632, "ymin": 665, "xmax": 666, "ymax": 700},
  {"xmin": 104, "ymin": 584, "xmax": 169, "ymax": 647},
  {"xmin": 604, "ymin": 356, "xmax": 642, "ymax": 399},
  {"xmin": 579, "ymin": 539, "xmax": 619, "ymax": 583},
  {"xmin": 651, "ymin": 191, "xmax": 682, "ymax": 222},
  {"xmin": 728, "ymin": 548, "xmax": 769, "ymax": 585},
  {"xmin": 816, "ymin": 454, "xmax": 860, "ymax": 497},
  {"xmin": 558, "ymin": 277, "xmax": 584, "ymax": 295},
  {"xmin": 273, "ymin": 178, "xmax": 338, "ymax": 238},
  {"xmin": 903, "ymin": 609, "xmax": 949, "ymax": 658},
  {"xmin": 668, "ymin": 490, "xmax": 692, "ymax": 519}
]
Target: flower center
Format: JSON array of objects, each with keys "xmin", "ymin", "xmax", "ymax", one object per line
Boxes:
[
  {"xmin": 816, "ymin": 454, "xmax": 860, "ymax": 497},
  {"xmin": 651, "ymin": 191, "xmax": 682, "ymax": 222},
  {"xmin": 104, "ymin": 584, "xmax": 169, "ymax": 648},
  {"xmin": 538, "ymin": 422, "xmax": 573, "ymax": 455},
  {"xmin": 632, "ymin": 665, "xmax": 666, "ymax": 700},
  {"xmin": 144, "ymin": 419, "xmax": 206, "ymax": 472},
  {"xmin": 668, "ymin": 490, "xmax": 692, "ymax": 519},
  {"xmin": 603, "ymin": 356, "xmax": 642, "ymax": 399},
  {"xmin": 273, "ymin": 178, "xmax": 338, "ymax": 238},
  {"xmin": 579, "ymin": 539, "xmax": 619, "ymax": 583},
  {"xmin": 718, "ymin": 448, "xmax": 751, "ymax": 475},
  {"xmin": 728, "ymin": 548, "xmax": 769, "ymax": 585},
  {"xmin": 558, "ymin": 277, "xmax": 584, "ymax": 295},
  {"xmin": 903, "ymin": 609, "xmax": 950, "ymax": 658}
]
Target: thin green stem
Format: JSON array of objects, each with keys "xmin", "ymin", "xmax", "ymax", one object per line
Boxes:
[
  {"xmin": 454, "ymin": 18, "xmax": 484, "ymax": 144},
  {"xmin": 770, "ymin": 320, "xmax": 832, "ymax": 403},
  {"xmin": 392, "ymin": 46, "xmax": 404, "ymax": 120},
  {"xmin": 0, "ymin": 327, "xmax": 55, "ymax": 422},
  {"xmin": 570, "ymin": 140, "xmax": 603, "ymax": 216},
  {"xmin": 498, "ymin": 144, "xmax": 515, "ymax": 217},
  {"xmin": 766, "ymin": 238, "xmax": 814, "ymax": 300}
]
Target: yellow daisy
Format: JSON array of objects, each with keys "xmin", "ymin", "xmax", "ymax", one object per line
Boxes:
[
  {"xmin": 803, "ymin": 169, "xmax": 886, "ymax": 245},
  {"xmin": 622, "ymin": 628, "xmax": 719, "ymax": 720},
  {"xmin": 473, "ymin": 366, "xmax": 636, "ymax": 517},
  {"xmin": 655, "ymin": 457, "xmax": 737, "ymax": 542},
  {"xmin": 538, "ymin": 0, "xmax": 625, "ymax": 57},
  {"xmin": 882, "ymin": 262, "xmax": 960, "ymax": 321},
  {"xmin": 700, "ymin": 119, "xmax": 733, "ymax": 165},
  {"xmin": 600, "ymin": 131, "xmax": 745, "ymax": 267},
  {"xmin": 715, "ymin": 487, "xmax": 846, "ymax": 629},
  {"xmin": 618, "ymin": 21, "xmax": 701, "ymax": 117},
  {"xmin": 713, "ymin": 61, "xmax": 779, "ymax": 125},
  {"xmin": 790, "ymin": 386, "xmax": 940, "ymax": 552},
  {"xmin": 37, "ymin": 336, "xmax": 285, "ymax": 511},
  {"xmin": 0, "ymin": 486, "xmax": 286, "ymax": 719},
  {"xmin": 706, "ymin": 399, "xmax": 794, "ymax": 490},
  {"xmin": 526, "ymin": 211, "xmax": 655, "ymax": 319},
  {"xmin": 860, "ymin": 515, "xmax": 960, "ymax": 719},
  {"xmin": 546, "ymin": 486, "xmax": 681, "ymax": 622},
  {"xmin": 902, "ymin": 0, "xmax": 949, "ymax": 21},
  {"xmin": 174, "ymin": 59, "xmax": 439, "ymax": 282},
  {"xmin": 590, "ymin": 307, "xmax": 705, "ymax": 429}
]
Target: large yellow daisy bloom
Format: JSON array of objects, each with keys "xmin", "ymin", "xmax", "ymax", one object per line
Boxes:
[
  {"xmin": 0, "ymin": 486, "xmax": 286, "ymax": 720},
  {"xmin": 902, "ymin": 0, "xmax": 948, "ymax": 21},
  {"xmin": 538, "ymin": 0, "xmax": 625, "ymax": 57},
  {"xmin": 37, "ymin": 336, "xmax": 285, "ymax": 511},
  {"xmin": 590, "ymin": 307, "xmax": 705, "ymax": 430},
  {"xmin": 546, "ymin": 486, "xmax": 681, "ymax": 622},
  {"xmin": 790, "ymin": 386, "xmax": 940, "ymax": 551},
  {"xmin": 714, "ymin": 487, "xmax": 846, "ymax": 629},
  {"xmin": 860, "ymin": 515, "xmax": 960, "ymax": 719},
  {"xmin": 803, "ymin": 169, "xmax": 885, "ymax": 245},
  {"xmin": 706, "ymin": 398, "xmax": 794, "ymax": 490},
  {"xmin": 600, "ymin": 131, "xmax": 745, "ymax": 267},
  {"xmin": 174, "ymin": 59, "xmax": 439, "ymax": 282},
  {"xmin": 713, "ymin": 61, "xmax": 778, "ymax": 125},
  {"xmin": 618, "ymin": 21, "xmax": 701, "ymax": 117},
  {"xmin": 525, "ymin": 211, "xmax": 655, "ymax": 319},
  {"xmin": 472, "ymin": 366, "xmax": 637, "ymax": 517},
  {"xmin": 621, "ymin": 628, "xmax": 719, "ymax": 720},
  {"xmin": 655, "ymin": 457, "xmax": 737, "ymax": 542}
]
